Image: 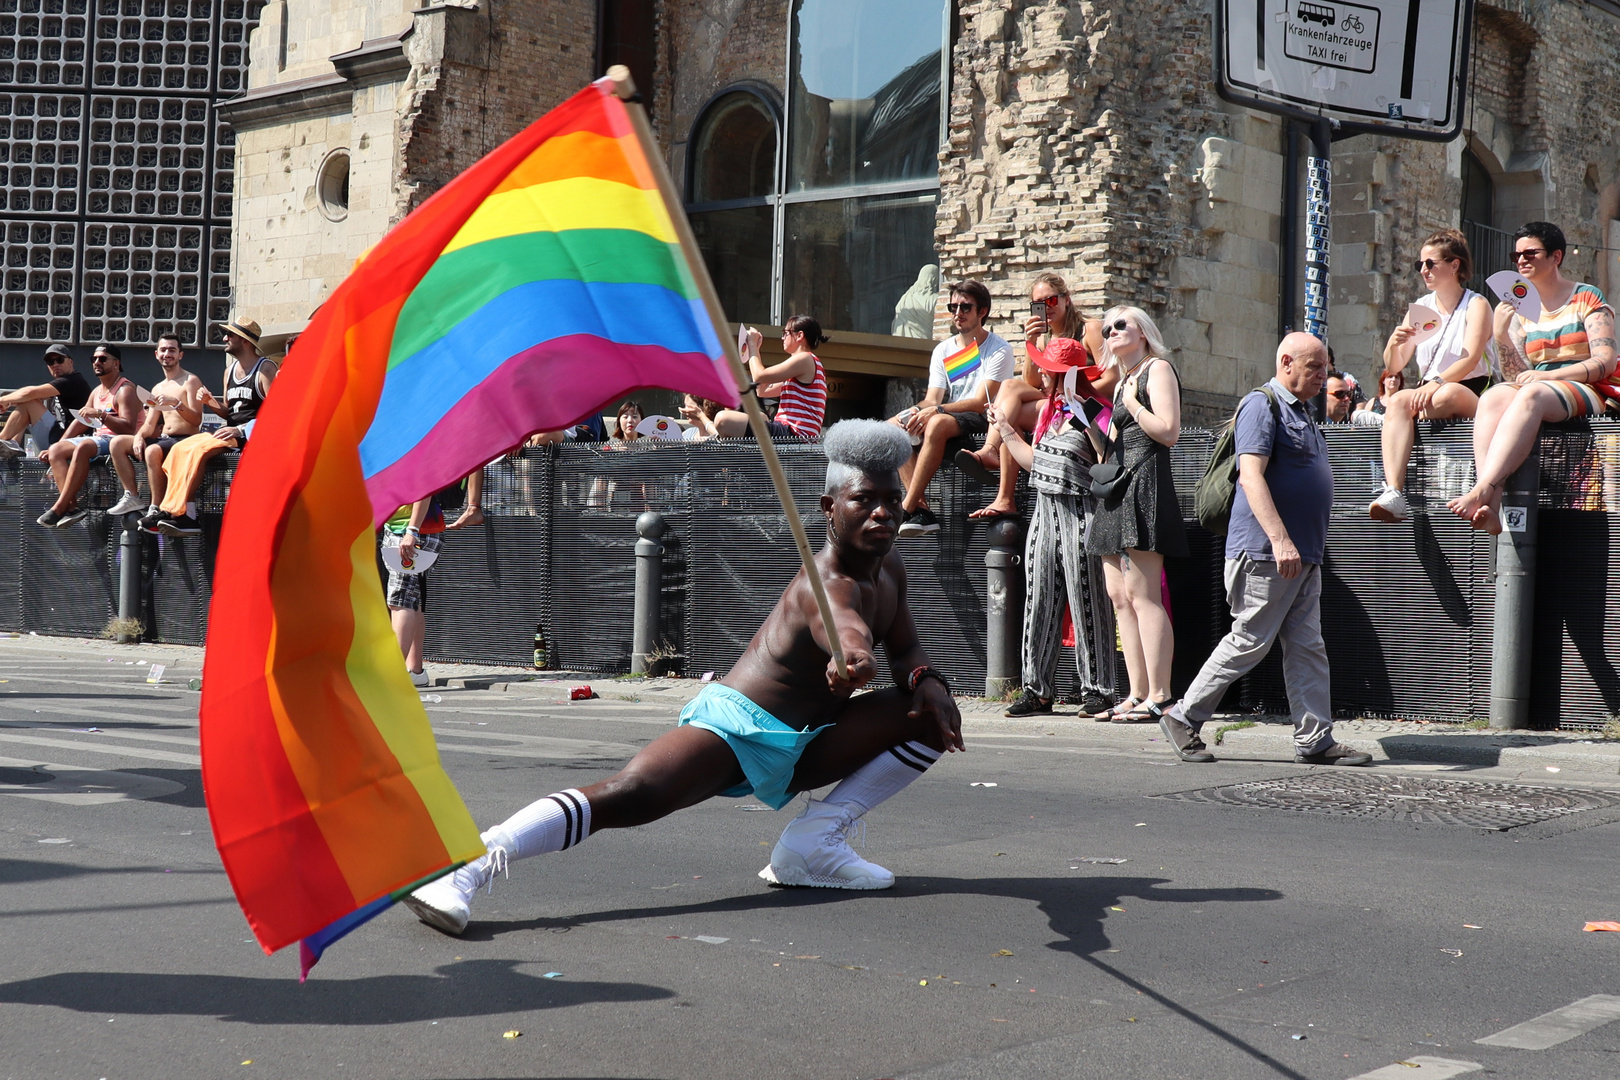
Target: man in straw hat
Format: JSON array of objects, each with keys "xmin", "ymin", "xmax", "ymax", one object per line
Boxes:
[
  {"xmin": 405, "ymin": 419, "xmax": 963, "ymax": 936},
  {"xmin": 140, "ymin": 316, "xmax": 277, "ymax": 538}
]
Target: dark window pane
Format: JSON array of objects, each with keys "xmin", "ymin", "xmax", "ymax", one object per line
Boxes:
[
  {"xmin": 789, "ymin": 0, "xmax": 946, "ymax": 192},
  {"xmin": 782, "ymin": 192, "xmax": 938, "ymax": 337},
  {"xmin": 691, "ymin": 204, "xmax": 774, "ymax": 326},
  {"xmin": 690, "ymin": 92, "xmax": 776, "ymax": 203}
]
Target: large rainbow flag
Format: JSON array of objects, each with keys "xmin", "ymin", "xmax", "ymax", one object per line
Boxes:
[{"xmin": 199, "ymin": 76, "xmax": 739, "ymax": 978}]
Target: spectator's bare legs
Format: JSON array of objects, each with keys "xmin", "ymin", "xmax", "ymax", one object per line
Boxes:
[
  {"xmin": 1379, "ymin": 383, "xmax": 1480, "ymax": 491},
  {"xmin": 107, "ymin": 435, "xmax": 141, "ymax": 499},
  {"xmin": 0, "ymin": 399, "xmax": 45, "ymax": 443},
  {"xmin": 1101, "ymin": 549, "xmax": 1173, "ymax": 704},
  {"xmin": 45, "ymin": 439, "xmax": 97, "ymax": 514},
  {"xmin": 900, "ymin": 412, "xmax": 961, "ymax": 514},
  {"xmin": 969, "ymin": 388, "xmax": 1042, "ymax": 519},
  {"xmin": 392, "ymin": 605, "xmax": 425, "ymax": 674},
  {"xmin": 144, "ymin": 442, "xmax": 169, "ymax": 506},
  {"xmin": 447, "ymin": 468, "xmax": 485, "ymax": 530},
  {"xmin": 1448, "ymin": 382, "xmax": 1566, "ymax": 533}
]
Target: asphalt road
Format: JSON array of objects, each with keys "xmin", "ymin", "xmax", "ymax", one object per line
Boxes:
[{"xmin": 1, "ymin": 636, "xmax": 1618, "ymax": 1080}]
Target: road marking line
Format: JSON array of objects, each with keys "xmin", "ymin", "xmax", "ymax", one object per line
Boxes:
[
  {"xmin": 1475, "ymin": 994, "xmax": 1620, "ymax": 1049},
  {"xmin": 0, "ymin": 731, "xmax": 200, "ymax": 766},
  {"xmin": 431, "ymin": 729, "xmax": 636, "ymax": 759},
  {"xmin": 1345, "ymin": 1057, "xmax": 1482, "ymax": 1079}
]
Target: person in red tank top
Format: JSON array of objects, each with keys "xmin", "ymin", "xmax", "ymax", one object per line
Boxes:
[
  {"xmin": 36, "ymin": 345, "xmax": 144, "ymax": 528},
  {"xmin": 713, "ymin": 315, "xmax": 828, "ymax": 439}
]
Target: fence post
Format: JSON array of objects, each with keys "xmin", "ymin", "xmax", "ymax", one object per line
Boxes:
[
  {"xmin": 984, "ymin": 516, "xmax": 1025, "ymax": 699},
  {"xmin": 117, "ymin": 517, "xmax": 143, "ymax": 642},
  {"xmin": 631, "ymin": 510, "xmax": 666, "ymax": 675},
  {"xmin": 1489, "ymin": 445, "xmax": 1539, "ymax": 730}
]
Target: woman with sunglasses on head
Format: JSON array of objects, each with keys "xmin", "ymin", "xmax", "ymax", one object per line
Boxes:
[
  {"xmin": 1368, "ymin": 229, "xmax": 1494, "ymax": 521},
  {"xmin": 1448, "ymin": 221, "xmax": 1617, "ymax": 533},
  {"xmin": 958, "ymin": 273, "xmax": 1108, "ymax": 519},
  {"xmin": 1086, "ymin": 306, "xmax": 1186, "ymax": 723}
]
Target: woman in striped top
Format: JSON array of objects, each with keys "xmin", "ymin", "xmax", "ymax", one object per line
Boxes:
[
  {"xmin": 713, "ymin": 315, "xmax": 827, "ymax": 439},
  {"xmin": 1448, "ymin": 221, "xmax": 1617, "ymax": 533}
]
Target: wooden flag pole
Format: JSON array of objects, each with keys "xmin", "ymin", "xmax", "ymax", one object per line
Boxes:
[{"xmin": 608, "ymin": 66, "xmax": 850, "ymax": 681}]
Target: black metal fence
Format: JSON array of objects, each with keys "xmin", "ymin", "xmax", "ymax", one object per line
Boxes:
[{"xmin": 5, "ymin": 420, "xmax": 1620, "ymax": 731}]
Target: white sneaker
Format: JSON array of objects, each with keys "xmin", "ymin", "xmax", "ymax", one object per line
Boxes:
[
  {"xmin": 108, "ymin": 490, "xmax": 143, "ymax": 516},
  {"xmin": 0, "ymin": 438, "xmax": 22, "ymax": 459},
  {"xmin": 410, "ymin": 668, "xmax": 430, "ymax": 687},
  {"xmin": 401, "ymin": 843, "xmax": 508, "ymax": 935},
  {"xmin": 758, "ymin": 799, "xmax": 894, "ymax": 890},
  {"xmin": 1369, "ymin": 486, "xmax": 1409, "ymax": 523}
]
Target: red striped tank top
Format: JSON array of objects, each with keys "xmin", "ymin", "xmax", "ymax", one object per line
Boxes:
[{"xmin": 774, "ymin": 354, "xmax": 826, "ymax": 437}]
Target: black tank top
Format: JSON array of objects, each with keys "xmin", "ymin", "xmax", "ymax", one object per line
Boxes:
[{"xmin": 225, "ymin": 357, "xmax": 270, "ymax": 427}]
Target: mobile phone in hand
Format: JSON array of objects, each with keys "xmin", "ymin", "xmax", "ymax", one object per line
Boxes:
[{"xmin": 1030, "ymin": 300, "xmax": 1048, "ymax": 327}]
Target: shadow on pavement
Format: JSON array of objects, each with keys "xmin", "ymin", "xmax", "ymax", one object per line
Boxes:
[
  {"xmin": 1377, "ymin": 732, "xmax": 1595, "ymax": 767},
  {"xmin": 0, "ymin": 958, "xmax": 673, "ymax": 1024},
  {"xmin": 0, "ymin": 858, "xmax": 218, "ymax": 884}
]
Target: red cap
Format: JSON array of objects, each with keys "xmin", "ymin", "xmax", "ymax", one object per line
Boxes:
[{"xmin": 1027, "ymin": 338, "xmax": 1102, "ymax": 381}]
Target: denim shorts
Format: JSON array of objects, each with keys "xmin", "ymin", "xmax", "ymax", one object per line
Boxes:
[
  {"xmin": 65, "ymin": 434, "xmax": 113, "ymax": 459},
  {"xmin": 678, "ymin": 683, "xmax": 829, "ymax": 810}
]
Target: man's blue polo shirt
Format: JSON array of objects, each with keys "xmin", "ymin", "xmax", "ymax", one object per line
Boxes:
[{"xmin": 1226, "ymin": 378, "xmax": 1333, "ymax": 565}]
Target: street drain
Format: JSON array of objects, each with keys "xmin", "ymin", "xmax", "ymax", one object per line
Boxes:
[{"xmin": 1152, "ymin": 773, "xmax": 1620, "ymax": 830}]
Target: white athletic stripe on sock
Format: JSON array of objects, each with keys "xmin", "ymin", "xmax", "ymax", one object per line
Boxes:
[
  {"xmin": 1474, "ymin": 994, "xmax": 1620, "ymax": 1050},
  {"xmin": 1344, "ymin": 1057, "xmax": 1480, "ymax": 1080}
]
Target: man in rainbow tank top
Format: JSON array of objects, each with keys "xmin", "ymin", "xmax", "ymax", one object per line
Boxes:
[
  {"xmin": 886, "ymin": 279, "xmax": 1015, "ymax": 536},
  {"xmin": 1447, "ymin": 222, "xmax": 1617, "ymax": 534},
  {"xmin": 405, "ymin": 421, "xmax": 962, "ymax": 935}
]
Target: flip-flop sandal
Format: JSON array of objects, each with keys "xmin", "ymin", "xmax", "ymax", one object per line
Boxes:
[
  {"xmin": 1111, "ymin": 699, "xmax": 1157, "ymax": 724},
  {"xmin": 953, "ymin": 448, "xmax": 997, "ymax": 486},
  {"xmin": 1096, "ymin": 695, "xmax": 1141, "ymax": 721},
  {"xmin": 969, "ymin": 506, "xmax": 1018, "ymax": 521}
]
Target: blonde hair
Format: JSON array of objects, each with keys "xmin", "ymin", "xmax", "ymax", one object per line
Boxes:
[{"xmin": 1098, "ymin": 305, "xmax": 1170, "ymax": 370}]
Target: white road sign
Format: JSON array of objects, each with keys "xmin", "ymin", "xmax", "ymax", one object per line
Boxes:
[{"xmin": 1218, "ymin": 0, "xmax": 1473, "ymax": 138}]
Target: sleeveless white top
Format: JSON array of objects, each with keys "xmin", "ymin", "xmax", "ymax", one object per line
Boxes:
[{"xmin": 1414, "ymin": 288, "xmax": 1491, "ymax": 383}]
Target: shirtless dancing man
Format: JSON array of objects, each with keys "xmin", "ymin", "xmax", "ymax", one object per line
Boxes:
[{"xmin": 406, "ymin": 420, "xmax": 964, "ymax": 935}]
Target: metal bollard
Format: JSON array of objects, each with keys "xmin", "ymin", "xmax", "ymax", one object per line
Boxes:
[
  {"xmin": 117, "ymin": 516, "xmax": 143, "ymax": 642},
  {"xmin": 984, "ymin": 515, "xmax": 1026, "ymax": 699},
  {"xmin": 1489, "ymin": 446, "xmax": 1539, "ymax": 730},
  {"xmin": 631, "ymin": 510, "xmax": 666, "ymax": 675}
]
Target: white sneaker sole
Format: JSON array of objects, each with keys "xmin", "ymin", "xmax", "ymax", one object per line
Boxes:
[
  {"xmin": 401, "ymin": 892, "xmax": 470, "ymax": 935},
  {"xmin": 757, "ymin": 862, "xmax": 893, "ymax": 890}
]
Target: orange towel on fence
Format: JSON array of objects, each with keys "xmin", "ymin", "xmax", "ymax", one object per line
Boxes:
[{"xmin": 159, "ymin": 431, "xmax": 238, "ymax": 515}]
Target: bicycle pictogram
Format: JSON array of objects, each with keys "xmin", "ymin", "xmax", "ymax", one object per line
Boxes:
[{"xmin": 1341, "ymin": 13, "xmax": 1364, "ymax": 33}]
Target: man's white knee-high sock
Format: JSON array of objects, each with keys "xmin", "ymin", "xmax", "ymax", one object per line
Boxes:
[
  {"xmin": 823, "ymin": 741, "xmax": 940, "ymax": 815},
  {"xmin": 481, "ymin": 788, "xmax": 591, "ymax": 861}
]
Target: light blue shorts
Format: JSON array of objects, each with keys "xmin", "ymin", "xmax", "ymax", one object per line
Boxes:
[
  {"xmin": 679, "ymin": 683, "xmax": 829, "ymax": 810},
  {"xmin": 65, "ymin": 434, "xmax": 113, "ymax": 459}
]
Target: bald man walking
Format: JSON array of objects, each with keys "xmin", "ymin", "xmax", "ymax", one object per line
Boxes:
[{"xmin": 1159, "ymin": 333, "xmax": 1370, "ymax": 766}]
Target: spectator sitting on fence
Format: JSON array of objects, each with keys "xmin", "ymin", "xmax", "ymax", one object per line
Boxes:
[
  {"xmin": 679, "ymin": 393, "xmax": 723, "ymax": 441},
  {"xmin": 141, "ymin": 317, "xmax": 277, "ymax": 538},
  {"xmin": 106, "ymin": 333, "xmax": 204, "ymax": 519},
  {"xmin": 384, "ymin": 492, "xmax": 447, "ymax": 688},
  {"xmin": 1449, "ymin": 221, "xmax": 1617, "ymax": 533},
  {"xmin": 886, "ymin": 280, "xmax": 1014, "ymax": 537},
  {"xmin": 0, "ymin": 343, "xmax": 91, "ymax": 459},
  {"xmin": 1323, "ymin": 371, "xmax": 1354, "ymax": 423},
  {"xmin": 959, "ymin": 275, "xmax": 1110, "ymax": 523},
  {"xmin": 36, "ymin": 344, "xmax": 143, "ymax": 528},
  {"xmin": 1368, "ymin": 228, "xmax": 1495, "ymax": 519},
  {"xmin": 712, "ymin": 318, "xmax": 828, "ymax": 440}
]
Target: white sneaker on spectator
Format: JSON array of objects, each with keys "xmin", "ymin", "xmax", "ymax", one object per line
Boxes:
[
  {"xmin": 108, "ymin": 491, "xmax": 143, "ymax": 516},
  {"xmin": 1369, "ymin": 486, "xmax": 1409, "ymax": 523},
  {"xmin": 0, "ymin": 438, "xmax": 22, "ymax": 459},
  {"xmin": 410, "ymin": 669, "xmax": 430, "ymax": 688},
  {"xmin": 758, "ymin": 799, "xmax": 894, "ymax": 890}
]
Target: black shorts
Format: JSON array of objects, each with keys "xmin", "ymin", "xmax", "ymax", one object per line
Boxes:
[
  {"xmin": 1459, "ymin": 376, "xmax": 1490, "ymax": 397},
  {"xmin": 743, "ymin": 419, "xmax": 808, "ymax": 440},
  {"xmin": 947, "ymin": 410, "xmax": 989, "ymax": 439},
  {"xmin": 150, "ymin": 436, "xmax": 183, "ymax": 455}
]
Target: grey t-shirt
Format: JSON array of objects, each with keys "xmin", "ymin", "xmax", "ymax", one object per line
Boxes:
[{"xmin": 1226, "ymin": 379, "xmax": 1332, "ymax": 565}]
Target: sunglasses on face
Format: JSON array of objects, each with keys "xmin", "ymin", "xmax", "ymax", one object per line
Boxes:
[
  {"xmin": 1032, "ymin": 295, "xmax": 1063, "ymax": 309},
  {"xmin": 944, "ymin": 302, "xmax": 979, "ymax": 315},
  {"xmin": 1329, "ymin": 389, "xmax": 1353, "ymax": 400},
  {"xmin": 44, "ymin": 357, "xmax": 66, "ymax": 367},
  {"xmin": 1514, "ymin": 248, "xmax": 1548, "ymax": 262},
  {"xmin": 1107, "ymin": 319, "xmax": 1133, "ymax": 333},
  {"xmin": 1413, "ymin": 258, "xmax": 1451, "ymax": 273}
]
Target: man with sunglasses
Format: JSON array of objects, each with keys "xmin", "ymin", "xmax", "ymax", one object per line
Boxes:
[
  {"xmin": 37, "ymin": 345, "xmax": 143, "ymax": 528},
  {"xmin": 0, "ymin": 344, "xmax": 91, "ymax": 458},
  {"xmin": 1323, "ymin": 372, "xmax": 1354, "ymax": 422},
  {"xmin": 1447, "ymin": 221, "xmax": 1617, "ymax": 533},
  {"xmin": 887, "ymin": 279, "xmax": 1014, "ymax": 536}
]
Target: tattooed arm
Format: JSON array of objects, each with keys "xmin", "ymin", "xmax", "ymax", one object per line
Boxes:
[
  {"xmin": 1581, "ymin": 308, "xmax": 1618, "ymax": 383},
  {"xmin": 1494, "ymin": 302, "xmax": 1530, "ymax": 379}
]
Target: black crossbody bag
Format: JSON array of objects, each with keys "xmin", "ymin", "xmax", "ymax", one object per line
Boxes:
[{"xmin": 1088, "ymin": 360, "xmax": 1153, "ymax": 500}]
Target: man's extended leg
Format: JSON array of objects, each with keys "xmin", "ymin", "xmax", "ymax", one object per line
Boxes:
[
  {"xmin": 0, "ymin": 399, "xmax": 44, "ymax": 446},
  {"xmin": 49, "ymin": 440, "xmax": 98, "ymax": 516},
  {"xmin": 405, "ymin": 725, "xmax": 747, "ymax": 933},
  {"xmin": 760, "ymin": 687, "xmax": 945, "ymax": 890},
  {"xmin": 144, "ymin": 442, "xmax": 169, "ymax": 507},
  {"xmin": 901, "ymin": 412, "xmax": 962, "ymax": 514},
  {"xmin": 1175, "ymin": 556, "xmax": 1304, "ymax": 730},
  {"xmin": 1274, "ymin": 564, "xmax": 1333, "ymax": 753}
]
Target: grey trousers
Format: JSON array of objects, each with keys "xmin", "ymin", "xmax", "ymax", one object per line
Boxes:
[
  {"xmin": 1180, "ymin": 555, "xmax": 1334, "ymax": 753},
  {"xmin": 1022, "ymin": 493, "xmax": 1117, "ymax": 700}
]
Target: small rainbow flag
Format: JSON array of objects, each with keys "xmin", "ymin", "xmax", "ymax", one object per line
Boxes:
[
  {"xmin": 200, "ymin": 76, "xmax": 739, "ymax": 978},
  {"xmin": 942, "ymin": 338, "xmax": 982, "ymax": 382}
]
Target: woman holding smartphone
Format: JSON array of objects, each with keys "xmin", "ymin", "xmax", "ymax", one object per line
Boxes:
[
  {"xmin": 959, "ymin": 273, "xmax": 1109, "ymax": 519},
  {"xmin": 987, "ymin": 337, "xmax": 1117, "ymax": 718}
]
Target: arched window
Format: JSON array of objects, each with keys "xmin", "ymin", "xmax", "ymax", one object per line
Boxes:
[
  {"xmin": 1460, "ymin": 145, "xmax": 1507, "ymax": 295},
  {"xmin": 687, "ymin": 88, "xmax": 780, "ymax": 327}
]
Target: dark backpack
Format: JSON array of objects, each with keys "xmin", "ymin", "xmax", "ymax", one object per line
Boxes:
[{"xmin": 1193, "ymin": 386, "xmax": 1280, "ymax": 535}]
